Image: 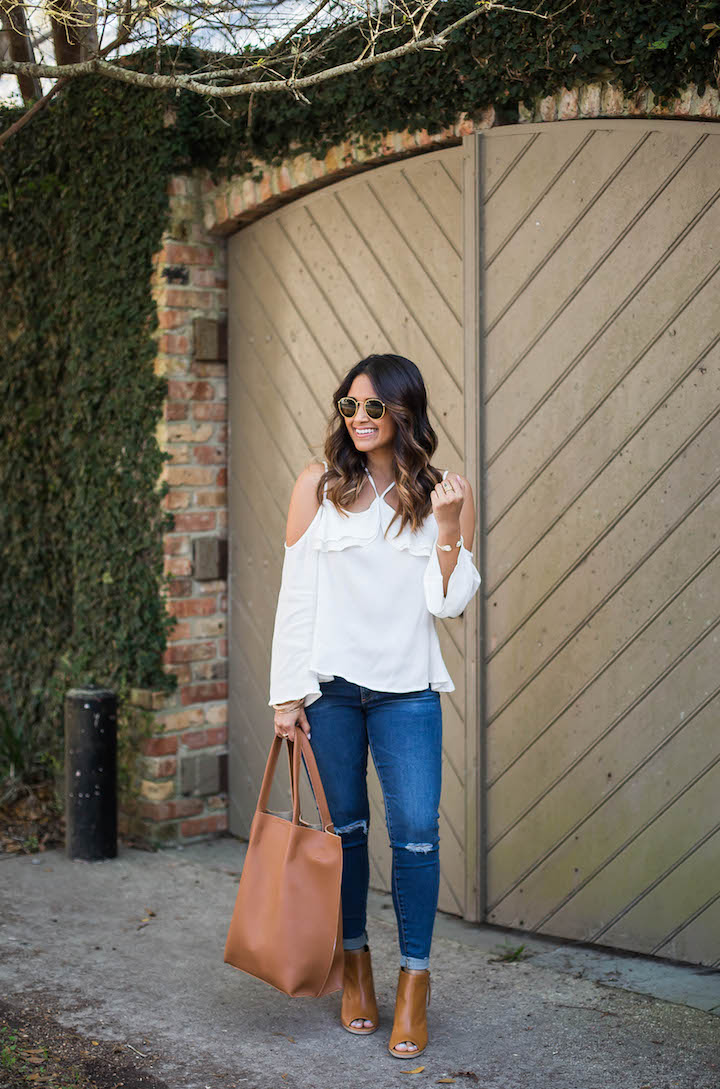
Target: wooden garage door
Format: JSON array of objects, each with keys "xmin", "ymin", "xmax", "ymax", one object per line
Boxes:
[
  {"xmin": 476, "ymin": 120, "xmax": 720, "ymax": 965},
  {"xmin": 227, "ymin": 146, "xmax": 482, "ymax": 919}
]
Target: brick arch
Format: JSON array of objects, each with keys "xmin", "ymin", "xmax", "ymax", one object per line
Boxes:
[{"xmin": 202, "ymin": 79, "xmax": 720, "ymax": 236}]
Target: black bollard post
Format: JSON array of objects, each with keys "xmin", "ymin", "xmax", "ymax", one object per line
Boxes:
[{"xmin": 64, "ymin": 687, "xmax": 118, "ymax": 861}]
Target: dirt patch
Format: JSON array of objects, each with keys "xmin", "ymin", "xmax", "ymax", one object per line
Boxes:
[
  {"xmin": 0, "ymin": 994, "xmax": 170, "ymax": 1089},
  {"xmin": 0, "ymin": 779, "xmax": 151, "ymax": 859},
  {"xmin": 0, "ymin": 781, "xmax": 65, "ymax": 857}
]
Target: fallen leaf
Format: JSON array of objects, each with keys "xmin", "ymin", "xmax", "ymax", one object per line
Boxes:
[
  {"xmin": 92, "ymin": 1041, "xmax": 100, "ymax": 1046},
  {"xmin": 400, "ymin": 1066, "xmax": 425, "ymax": 1074},
  {"xmin": 271, "ymin": 1032, "xmax": 296, "ymax": 1043},
  {"xmin": 437, "ymin": 1081, "xmax": 456, "ymax": 1084}
]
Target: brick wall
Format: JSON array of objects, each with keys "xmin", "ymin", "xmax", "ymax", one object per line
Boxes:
[{"xmin": 131, "ymin": 174, "xmax": 230, "ymax": 845}]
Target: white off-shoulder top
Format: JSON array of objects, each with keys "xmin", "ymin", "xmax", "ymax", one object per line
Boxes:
[{"xmin": 268, "ymin": 463, "xmax": 482, "ymax": 708}]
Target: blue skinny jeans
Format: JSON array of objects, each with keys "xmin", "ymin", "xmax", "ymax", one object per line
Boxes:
[{"xmin": 304, "ymin": 675, "xmax": 442, "ymax": 971}]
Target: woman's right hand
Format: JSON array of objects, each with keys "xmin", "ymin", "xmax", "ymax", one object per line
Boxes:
[{"xmin": 273, "ymin": 704, "xmax": 311, "ymax": 742}]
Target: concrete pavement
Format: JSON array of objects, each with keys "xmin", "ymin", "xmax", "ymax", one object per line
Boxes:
[{"xmin": 1, "ymin": 837, "xmax": 719, "ymax": 1089}]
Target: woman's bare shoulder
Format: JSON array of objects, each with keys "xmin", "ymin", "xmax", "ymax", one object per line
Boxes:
[
  {"xmin": 285, "ymin": 459, "xmax": 327, "ymax": 547},
  {"xmin": 292, "ymin": 458, "xmax": 327, "ymax": 489},
  {"xmin": 305, "ymin": 457, "xmax": 327, "ymax": 478}
]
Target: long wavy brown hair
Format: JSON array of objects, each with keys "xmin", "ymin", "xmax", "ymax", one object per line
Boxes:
[{"xmin": 316, "ymin": 354, "xmax": 444, "ymax": 538}]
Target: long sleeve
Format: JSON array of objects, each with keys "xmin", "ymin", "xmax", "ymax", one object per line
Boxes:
[
  {"xmin": 268, "ymin": 511, "xmax": 323, "ymax": 709},
  {"xmin": 423, "ymin": 540, "xmax": 481, "ymax": 619}
]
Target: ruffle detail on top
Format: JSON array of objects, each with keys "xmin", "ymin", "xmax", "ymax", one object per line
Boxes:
[
  {"xmin": 310, "ymin": 499, "xmax": 382, "ymax": 552},
  {"xmin": 310, "ymin": 496, "xmax": 439, "ymax": 555},
  {"xmin": 384, "ymin": 508, "xmax": 437, "ymax": 557}
]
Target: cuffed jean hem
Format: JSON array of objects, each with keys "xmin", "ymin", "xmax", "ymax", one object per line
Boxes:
[
  {"xmin": 343, "ymin": 928, "xmax": 369, "ymax": 951},
  {"xmin": 400, "ymin": 954, "xmax": 430, "ymax": 971}
]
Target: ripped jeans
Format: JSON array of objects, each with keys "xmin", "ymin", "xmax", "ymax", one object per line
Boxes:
[{"xmin": 304, "ymin": 675, "xmax": 442, "ymax": 971}]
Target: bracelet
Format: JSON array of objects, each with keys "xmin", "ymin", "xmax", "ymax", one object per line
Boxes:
[
  {"xmin": 273, "ymin": 699, "xmax": 304, "ymax": 711},
  {"xmin": 436, "ymin": 534, "xmax": 464, "ymax": 553}
]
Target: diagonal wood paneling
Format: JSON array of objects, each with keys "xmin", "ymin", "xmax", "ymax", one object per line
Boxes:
[
  {"xmin": 479, "ymin": 120, "xmax": 720, "ymax": 966},
  {"xmin": 228, "ymin": 146, "xmax": 477, "ymax": 916}
]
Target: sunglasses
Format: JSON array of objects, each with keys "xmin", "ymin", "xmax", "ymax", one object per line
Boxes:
[{"xmin": 337, "ymin": 396, "xmax": 386, "ymax": 421}]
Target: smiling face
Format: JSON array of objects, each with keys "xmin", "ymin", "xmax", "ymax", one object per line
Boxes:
[{"xmin": 343, "ymin": 373, "xmax": 397, "ymax": 453}]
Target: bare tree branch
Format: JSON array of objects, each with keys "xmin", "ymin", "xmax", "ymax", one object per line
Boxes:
[
  {"xmin": 0, "ymin": 73, "xmax": 64, "ymax": 140},
  {"xmin": 0, "ymin": 0, "xmax": 550, "ymax": 147},
  {"xmin": 49, "ymin": 0, "xmax": 98, "ymax": 66},
  {"xmin": 264, "ymin": 0, "xmax": 335, "ymax": 60},
  {"xmin": 0, "ymin": 2, "xmax": 547, "ymax": 96},
  {"xmin": 0, "ymin": 1, "xmax": 143, "ymax": 148}
]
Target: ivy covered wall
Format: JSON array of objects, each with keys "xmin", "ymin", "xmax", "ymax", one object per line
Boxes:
[{"xmin": 0, "ymin": 80, "xmax": 179, "ymax": 800}]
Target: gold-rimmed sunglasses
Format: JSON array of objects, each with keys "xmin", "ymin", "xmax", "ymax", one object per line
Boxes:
[{"xmin": 337, "ymin": 396, "xmax": 386, "ymax": 421}]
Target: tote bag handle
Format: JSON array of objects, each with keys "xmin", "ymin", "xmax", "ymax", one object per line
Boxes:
[{"xmin": 257, "ymin": 730, "xmax": 335, "ymax": 833}]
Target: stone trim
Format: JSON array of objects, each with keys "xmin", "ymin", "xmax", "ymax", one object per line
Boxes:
[
  {"xmin": 201, "ymin": 110, "xmax": 492, "ymax": 235},
  {"xmin": 201, "ymin": 82, "xmax": 720, "ymax": 237}
]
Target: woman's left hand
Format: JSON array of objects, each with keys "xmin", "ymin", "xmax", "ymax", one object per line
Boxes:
[{"xmin": 430, "ymin": 473, "xmax": 466, "ymax": 531}]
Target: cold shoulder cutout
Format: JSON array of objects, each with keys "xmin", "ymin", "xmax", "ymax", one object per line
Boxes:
[
  {"xmin": 284, "ymin": 503, "xmax": 323, "ymax": 551},
  {"xmin": 284, "ymin": 461, "xmax": 325, "ymax": 548}
]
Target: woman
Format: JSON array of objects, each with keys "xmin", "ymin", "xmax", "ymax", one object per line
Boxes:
[{"xmin": 268, "ymin": 353, "xmax": 481, "ymax": 1058}]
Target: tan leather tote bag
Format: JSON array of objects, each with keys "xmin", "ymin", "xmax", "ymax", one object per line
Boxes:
[{"xmin": 224, "ymin": 730, "xmax": 344, "ymax": 997}]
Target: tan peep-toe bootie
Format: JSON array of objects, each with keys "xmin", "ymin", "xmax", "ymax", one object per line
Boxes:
[
  {"xmin": 388, "ymin": 967, "xmax": 431, "ymax": 1059},
  {"xmin": 340, "ymin": 946, "xmax": 379, "ymax": 1035}
]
